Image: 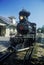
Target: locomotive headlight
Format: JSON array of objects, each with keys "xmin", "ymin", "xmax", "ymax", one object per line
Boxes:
[{"xmin": 20, "ymin": 16, "xmax": 24, "ymax": 20}]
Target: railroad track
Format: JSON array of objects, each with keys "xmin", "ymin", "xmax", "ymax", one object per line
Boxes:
[
  {"xmin": 0, "ymin": 47, "xmax": 12, "ymax": 62},
  {"xmin": 0, "ymin": 45, "xmax": 34, "ymax": 65}
]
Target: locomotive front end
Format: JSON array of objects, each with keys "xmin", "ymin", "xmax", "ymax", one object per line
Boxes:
[{"xmin": 10, "ymin": 9, "xmax": 36, "ymax": 48}]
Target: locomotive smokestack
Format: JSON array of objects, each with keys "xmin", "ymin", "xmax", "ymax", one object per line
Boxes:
[{"xmin": 19, "ymin": 9, "xmax": 30, "ymax": 17}]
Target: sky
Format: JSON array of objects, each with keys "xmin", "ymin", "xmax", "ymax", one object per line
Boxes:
[{"xmin": 0, "ymin": 0, "xmax": 44, "ymax": 28}]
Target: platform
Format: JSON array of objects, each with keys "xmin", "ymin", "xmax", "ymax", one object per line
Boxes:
[{"xmin": 0, "ymin": 41, "xmax": 10, "ymax": 52}]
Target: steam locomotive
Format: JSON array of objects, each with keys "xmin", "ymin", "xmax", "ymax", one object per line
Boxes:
[
  {"xmin": 10, "ymin": 9, "xmax": 36, "ymax": 48},
  {"xmin": 0, "ymin": 10, "xmax": 36, "ymax": 65}
]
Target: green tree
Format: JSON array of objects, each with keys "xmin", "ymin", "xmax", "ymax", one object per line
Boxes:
[
  {"xmin": 37, "ymin": 28, "xmax": 42, "ymax": 33},
  {"xmin": 41, "ymin": 25, "xmax": 44, "ymax": 33}
]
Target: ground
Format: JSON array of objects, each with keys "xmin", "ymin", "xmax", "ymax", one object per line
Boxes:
[
  {"xmin": 31, "ymin": 43, "xmax": 44, "ymax": 65},
  {"xmin": 0, "ymin": 37, "xmax": 10, "ymax": 52}
]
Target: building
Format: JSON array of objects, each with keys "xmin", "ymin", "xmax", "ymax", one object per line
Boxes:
[{"xmin": 0, "ymin": 16, "xmax": 17, "ymax": 37}]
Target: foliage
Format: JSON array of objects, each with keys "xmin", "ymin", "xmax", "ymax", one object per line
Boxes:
[
  {"xmin": 41, "ymin": 25, "xmax": 44, "ymax": 33},
  {"xmin": 37, "ymin": 25, "xmax": 44, "ymax": 33}
]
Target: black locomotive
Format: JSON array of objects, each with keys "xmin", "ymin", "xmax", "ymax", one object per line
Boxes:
[
  {"xmin": 10, "ymin": 9, "xmax": 36, "ymax": 48},
  {"xmin": 0, "ymin": 10, "xmax": 36, "ymax": 65}
]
